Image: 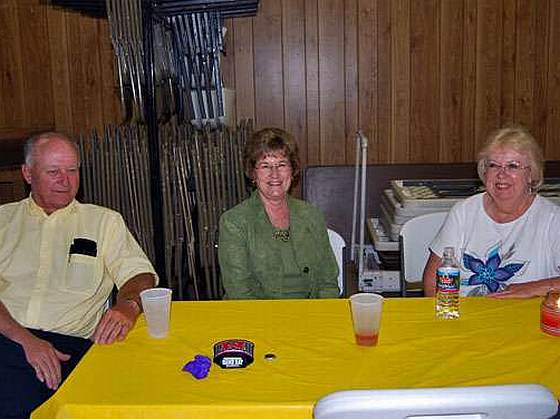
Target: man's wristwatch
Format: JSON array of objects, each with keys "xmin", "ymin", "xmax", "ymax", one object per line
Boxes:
[{"xmin": 124, "ymin": 298, "xmax": 142, "ymax": 314}]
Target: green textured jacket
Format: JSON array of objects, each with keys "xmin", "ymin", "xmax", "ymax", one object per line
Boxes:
[{"xmin": 218, "ymin": 191, "xmax": 340, "ymax": 299}]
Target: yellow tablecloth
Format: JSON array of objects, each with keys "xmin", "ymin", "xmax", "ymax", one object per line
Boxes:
[{"xmin": 32, "ymin": 297, "xmax": 560, "ymax": 419}]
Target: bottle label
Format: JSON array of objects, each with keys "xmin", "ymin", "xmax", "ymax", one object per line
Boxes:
[{"xmin": 436, "ymin": 267, "xmax": 460, "ymax": 293}]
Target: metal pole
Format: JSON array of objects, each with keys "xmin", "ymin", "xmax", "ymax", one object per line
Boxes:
[
  {"xmin": 350, "ymin": 132, "xmax": 360, "ymax": 262},
  {"xmin": 358, "ymin": 131, "xmax": 368, "ymax": 279}
]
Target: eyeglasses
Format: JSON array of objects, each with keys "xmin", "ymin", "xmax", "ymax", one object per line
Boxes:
[
  {"xmin": 44, "ymin": 166, "xmax": 80, "ymax": 178},
  {"xmin": 485, "ymin": 160, "xmax": 530, "ymax": 175},
  {"xmin": 255, "ymin": 162, "xmax": 292, "ymax": 174}
]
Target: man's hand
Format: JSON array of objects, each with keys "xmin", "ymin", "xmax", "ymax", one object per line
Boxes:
[
  {"xmin": 92, "ymin": 273, "xmax": 155, "ymax": 344},
  {"xmin": 20, "ymin": 334, "xmax": 70, "ymax": 390},
  {"xmin": 92, "ymin": 300, "xmax": 139, "ymax": 345}
]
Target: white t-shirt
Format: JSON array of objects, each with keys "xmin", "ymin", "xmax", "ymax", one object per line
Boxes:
[{"xmin": 430, "ymin": 193, "xmax": 560, "ymax": 296}]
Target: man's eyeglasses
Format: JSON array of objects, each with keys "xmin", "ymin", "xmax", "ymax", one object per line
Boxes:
[
  {"xmin": 485, "ymin": 160, "xmax": 529, "ymax": 175},
  {"xmin": 255, "ymin": 162, "xmax": 292, "ymax": 174},
  {"xmin": 44, "ymin": 166, "xmax": 80, "ymax": 178}
]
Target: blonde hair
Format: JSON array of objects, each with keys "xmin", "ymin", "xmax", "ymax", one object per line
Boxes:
[{"xmin": 477, "ymin": 126, "xmax": 544, "ymax": 191}]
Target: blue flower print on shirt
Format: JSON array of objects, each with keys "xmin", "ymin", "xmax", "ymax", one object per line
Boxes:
[{"xmin": 463, "ymin": 246, "xmax": 524, "ymax": 294}]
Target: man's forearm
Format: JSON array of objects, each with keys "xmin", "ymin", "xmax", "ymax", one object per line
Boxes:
[
  {"xmin": 116, "ymin": 273, "xmax": 156, "ymax": 312},
  {"xmin": 92, "ymin": 273, "xmax": 156, "ymax": 344},
  {"xmin": 0, "ymin": 301, "xmax": 34, "ymax": 345}
]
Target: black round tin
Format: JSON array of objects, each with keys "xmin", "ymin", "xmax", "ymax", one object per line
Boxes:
[{"xmin": 213, "ymin": 339, "xmax": 254, "ymax": 369}]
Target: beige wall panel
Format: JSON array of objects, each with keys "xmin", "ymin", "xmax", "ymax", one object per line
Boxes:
[
  {"xmin": 344, "ymin": 0, "xmax": 358, "ymax": 161},
  {"xmin": 283, "ymin": 0, "xmax": 307, "ymax": 160},
  {"xmin": 304, "ymin": 0, "xmax": 320, "ymax": 166},
  {"xmin": 0, "ymin": 1, "xmax": 25, "ymax": 130},
  {"xmin": 67, "ymin": 15, "xmax": 87, "ymax": 134},
  {"xmin": 0, "ymin": 1, "xmax": 116, "ymax": 139},
  {"xmin": 318, "ymin": 0, "xmax": 346, "ymax": 165},
  {"xmin": 253, "ymin": 0, "xmax": 284, "ymax": 128},
  {"xmin": 546, "ymin": 1, "xmax": 560, "ymax": 159},
  {"xmin": 410, "ymin": 0, "xmax": 439, "ymax": 163},
  {"xmin": 513, "ymin": 0, "xmax": 535, "ymax": 128},
  {"xmin": 46, "ymin": 7, "xmax": 73, "ymax": 135},
  {"xmin": 500, "ymin": 0, "xmax": 516, "ymax": 125},
  {"xmin": 98, "ymin": 19, "xmax": 122, "ymax": 125},
  {"xmin": 474, "ymin": 0, "xmax": 502, "ymax": 151},
  {"xmin": 357, "ymin": 0, "xmax": 376, "ymax": 162},
  {"xmin": 375, "ymin": 0, "xmax": 392, "ymax": 163},
  {"xmin": 18, "ymin": 4, "xmax": 53, "ymax": 130},
  {"xmin": 78, "ymin": 17, "xmax": 104, "ymax": 131},
  {"xmin": 460, "ymin": 0, "xmax": 477, "ymax": 160},
  {"xmin": 390, "ymin": 0, "xmax": 410, "ymax": 162},
  {"xmin": 532, "ymin": 0, "xmax": 550, "ymax": 148},
  {"xmin": 439, "ymin": 0, "xmax": 463, "ymax": 162},
  {"xmin": 3, "ymin": 0, "xmax": 560, "ymax": 166}
]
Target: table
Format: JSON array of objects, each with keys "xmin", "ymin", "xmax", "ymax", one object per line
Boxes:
[{"xmin": 32, "ymin": 297, "xmax": 560, "ymax": 419}]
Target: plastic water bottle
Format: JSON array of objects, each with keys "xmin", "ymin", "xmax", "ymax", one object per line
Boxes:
[{"xmin": 435, "ymin": 247, "xmax": 460, "ymax": 319}]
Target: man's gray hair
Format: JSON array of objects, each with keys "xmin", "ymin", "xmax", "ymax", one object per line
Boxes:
[{"xmin": 24, "ymin": 132, "xmax": 79, "ymax": 166}]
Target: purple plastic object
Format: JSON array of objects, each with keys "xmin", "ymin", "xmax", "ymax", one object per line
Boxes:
[{"xmin": 182, "ymin": 355, "xmax": 212, "ymax": 379}]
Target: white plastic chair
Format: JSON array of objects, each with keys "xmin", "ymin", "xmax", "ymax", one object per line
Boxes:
[
  {"xmin": 313, "ymin": 384, "xmax": 559, "ymax": 419},
  {"xmin": 327, "ymin": 229, "xmax": 345, "ymax": 297},
  {"xmin": 399, "ymin": 211, "xmax": 447, "ymax": 296}
]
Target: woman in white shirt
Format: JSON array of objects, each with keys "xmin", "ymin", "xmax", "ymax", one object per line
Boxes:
[{"xmin": 423, "ymin": 126, "xmax": 560, "ymax": 298}]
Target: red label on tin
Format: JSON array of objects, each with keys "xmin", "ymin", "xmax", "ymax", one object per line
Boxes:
[{"xmin": 541, "ymin": 306, "xmax": 560, "ymax": 336}]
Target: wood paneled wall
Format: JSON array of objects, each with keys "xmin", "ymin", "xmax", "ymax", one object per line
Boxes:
[
  {"xmin": 2, "ymin": 0, "xmax": 560, "ymax": 169},
  {"xmin": 0, "ymin": 0, "xmax": 120, "ymax": 140},
  {"xmin": 222, "ymin": 0, "xmax": 560, "ymax": 165}
]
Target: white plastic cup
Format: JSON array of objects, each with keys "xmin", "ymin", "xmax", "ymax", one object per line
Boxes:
[
  {"xmin": 349, "ymin": 293, "xmax": 384, "ymax": 346},
  {"xmin": 140, "ymin": 288, "xmax": 172, "ymax": 338}
]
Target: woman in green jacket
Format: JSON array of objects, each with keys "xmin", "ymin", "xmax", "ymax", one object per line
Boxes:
[{"xmin": 218, "ymin": 128, "xmax": 340, "ymax": 299}]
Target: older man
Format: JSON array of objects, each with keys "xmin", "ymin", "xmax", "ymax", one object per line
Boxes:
[{"xmin": 0, "ymin": 132, "xmax": 158, "ymax": 418}]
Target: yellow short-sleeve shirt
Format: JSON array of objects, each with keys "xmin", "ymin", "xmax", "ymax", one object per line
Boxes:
[{"xmin": 0, "ymin": 198, "xmax": 158, "ymax": 338}]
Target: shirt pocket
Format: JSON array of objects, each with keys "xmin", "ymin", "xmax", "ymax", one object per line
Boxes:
[{"xmin": 65, "ymin": 254, "xmax": 99, "ymax": 294}]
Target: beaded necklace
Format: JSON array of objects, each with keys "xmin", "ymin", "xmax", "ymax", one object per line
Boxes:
[{"xmin": 272, "ymin": 228, "xmax": 290, "ymax": 242}]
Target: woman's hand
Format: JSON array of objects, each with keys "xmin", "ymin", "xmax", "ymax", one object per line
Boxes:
[
  {"xmin": 491, "ymin": 280, "xmax": 552, "ymax": 299},
  {"xmin": 422, "ymin": 252, "xmax": 441, "ymax": 297}
]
